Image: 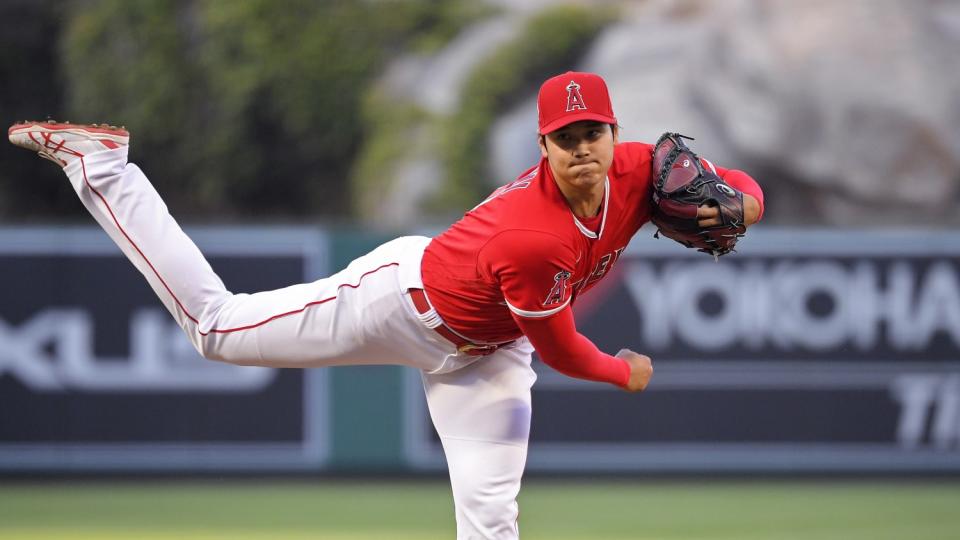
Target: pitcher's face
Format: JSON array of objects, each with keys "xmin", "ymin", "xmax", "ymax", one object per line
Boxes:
[{"xmin": 540, "ymin": 121, "xmax": 617, "ymax": 192}]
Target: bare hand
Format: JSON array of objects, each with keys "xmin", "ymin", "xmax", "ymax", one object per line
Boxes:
[
  {"xmin": 697, "ymin": 194, "xmax": 760, "ymax": 228},
  {"xmin": 616, "ymin": 349, "xmax": 653, "ymax": 392},
  {"xmin": 696, "ymin": 204, "xmax": 721, "ymax": 227}
]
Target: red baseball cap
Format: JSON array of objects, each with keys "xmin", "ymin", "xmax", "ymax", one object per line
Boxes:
[{"xmin": 537, "ymin": 71, "xmax": 617, "ymax": 135}]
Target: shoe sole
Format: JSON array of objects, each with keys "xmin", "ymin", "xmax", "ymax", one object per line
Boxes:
[{"xmin": 8, "ymin": 120, "xmax": 129, "ymax": 146}]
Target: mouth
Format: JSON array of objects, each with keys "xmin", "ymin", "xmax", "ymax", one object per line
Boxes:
[{"xmin": 570, "ymin": 162, "xmax": 601, "ymax": 177}]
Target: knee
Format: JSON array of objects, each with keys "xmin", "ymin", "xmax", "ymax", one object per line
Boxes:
[
  {"xmin": 198, "ymin": 340, "xmax": 260, "ymax": 366},
  {"xmin": 453, "ymin": 488, "xmax": 520, "ymax": 540},
  {"xmin": 185, "ymin": 329, "xmax": 258, "ymax": 366},
  {"xmin": 190, "ymin": 321, "xmax": 269, "ymax": 368},
  {"xmin": 200, "ymin": 346, "xmax": 234, "ymax": 365},
  {"xmin": 197, "ymin": 338, "xmax": 230, "ymax": 364},
  {"xmin": 444, "ymin": 439, "xmax": 525, "ymax": 539}
]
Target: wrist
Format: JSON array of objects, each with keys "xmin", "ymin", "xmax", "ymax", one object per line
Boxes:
[{"xmin": 743, "ymin": 193, "xmax": 761, "ymax": 225}]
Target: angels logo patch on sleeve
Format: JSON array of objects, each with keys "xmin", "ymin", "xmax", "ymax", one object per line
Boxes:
[{"xmin": 543, "ymin": 270, "xmax": 572, "ymax": 306}]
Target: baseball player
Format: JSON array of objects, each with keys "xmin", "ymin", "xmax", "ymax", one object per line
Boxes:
[{"xmin": 8, "ymin": 71, "xmax": 762, "ymax": 539}]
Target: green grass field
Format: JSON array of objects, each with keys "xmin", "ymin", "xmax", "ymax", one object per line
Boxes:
[{"xmin": 0, "ymin": 480, "xmax": 958, "ymax": 539}]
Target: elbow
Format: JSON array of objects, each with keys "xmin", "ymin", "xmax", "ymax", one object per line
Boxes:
[{"xmin": 538, "ymin": 355, "xmax": 587, "ymax": 382}]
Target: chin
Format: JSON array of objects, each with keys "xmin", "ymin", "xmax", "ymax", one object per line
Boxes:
[{"xmin": 574, "ymin": 171, "xmax": 604, "ymax": 185}]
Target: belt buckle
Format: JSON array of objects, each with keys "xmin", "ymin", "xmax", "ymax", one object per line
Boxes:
[{"xmin": 458, "ymin": 343, "xmax": 497, "ymax": 355}]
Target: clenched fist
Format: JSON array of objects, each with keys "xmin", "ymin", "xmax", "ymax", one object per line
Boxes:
[{"xmin": 617, "ymin": 349, "xmax": 653, "ymax": 392}]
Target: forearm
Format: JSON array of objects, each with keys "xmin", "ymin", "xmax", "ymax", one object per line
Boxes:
[
  {"xmin": 720, "ymin": 169, "xmax": 765, "ymax": 222},
  {"xmin": 514, "ymin": 308, "xmax": 631, "ymax": 388}
]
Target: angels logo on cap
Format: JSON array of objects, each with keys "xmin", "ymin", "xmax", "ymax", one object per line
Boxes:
[
  {"xmin": 538, "ymin": 71, "xmax": 617, "ymax": 135},
  {"xmin": 565, "ymin": 81, "xmax": 587, "ymax": 112}
]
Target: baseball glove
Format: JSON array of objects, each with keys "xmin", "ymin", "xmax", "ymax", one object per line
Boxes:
[{"xmin": 649, "ymin": 132, "xmax": 746, "ymax": 259}]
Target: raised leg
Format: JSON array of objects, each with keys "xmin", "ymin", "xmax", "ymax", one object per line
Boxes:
[{"xmin": 54, "ymin": 144, "xmax": 438, "ymax": 370}]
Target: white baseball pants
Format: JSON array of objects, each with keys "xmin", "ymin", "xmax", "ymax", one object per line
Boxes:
[{"xmin": 62, "ymin": 146, "xmax": 536, "ymax": 539}]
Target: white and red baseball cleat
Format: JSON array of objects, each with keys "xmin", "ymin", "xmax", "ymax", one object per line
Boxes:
[{"xmin": 8, "ymin": 120, "xmax": 129, "ymax": 167}]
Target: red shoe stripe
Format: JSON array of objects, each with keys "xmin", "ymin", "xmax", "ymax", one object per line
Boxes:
[
  {"xmin": 28, "ymin": 132, "xmax": 65, "ymax": 165},
  {"xmin": 27, "ymin": 122, "xmax": 129, "ymax": 137},
  {"xmin": 30, "ymin": 131, "xmax": 83, "ymax": 158},
  {"xmin": 49, "ymin": 137, "xmax": 69, "ymax": 154},
  {"xmin": 78, "ymin": 155, "xmax": 397, "ymax": 339}
]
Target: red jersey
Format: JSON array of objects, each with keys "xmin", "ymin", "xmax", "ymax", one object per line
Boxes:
[
  {"xmin": 422, "ymin": 141, "xmax": 656, "ymax": 343},
  {"xmin": 420, "ymin": 141, "xmax": 763, "ymax": 386}
]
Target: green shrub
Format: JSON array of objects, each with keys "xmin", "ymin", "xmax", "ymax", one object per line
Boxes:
[
  {"xmin": 351, "ymin": 89, "xmax": 430, "ymax": 220},
  {"xmin": 58, "ymin": 0, "xmax": 475, "ymax": 219},
  {"xmin": 348, "ymin": 1, "xmax": 492, "ymax": 222},
  {"xmin": 436, "ymin": 5, "xmax": 618, "ymax": 211}
]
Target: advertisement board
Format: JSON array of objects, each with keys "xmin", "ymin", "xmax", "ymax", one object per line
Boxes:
[
  {"xmin": 404, "ymin": 230, "xmax": 960, "ymax": 472},
  {"xmin": 0, "ymin": 227, "xmax": 330, "ymax": 471}
]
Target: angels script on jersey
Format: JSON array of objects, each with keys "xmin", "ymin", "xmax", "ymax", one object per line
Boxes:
[{"xmin": 472, "ymin": 169, "xmax": 537, "ymax": 211}]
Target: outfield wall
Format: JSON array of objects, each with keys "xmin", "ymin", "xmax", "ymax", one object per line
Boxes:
[{"xmin": 1, "ymin": 226, "xmax": 957, "ymax": 473}]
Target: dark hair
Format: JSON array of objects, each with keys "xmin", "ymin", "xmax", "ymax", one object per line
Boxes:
[{"xmin": 538, "ymin": 123, "xmax": 618, "ymax": 146}]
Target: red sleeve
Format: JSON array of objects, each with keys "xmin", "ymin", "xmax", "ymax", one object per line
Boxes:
[
  {"xmin": 478, "ymin": 229, "xmax": 630, "ymax": 387},
  {"xmin": 702, "ymin": 159, "xmax": 765, "ymax": 221},
  {"xmin": 479, "ymin": 229, "xmax": 578, "ymax": 320},
  {"xmin": 513, "ymin": 306, "xmax": 630, "ymax": 387}
]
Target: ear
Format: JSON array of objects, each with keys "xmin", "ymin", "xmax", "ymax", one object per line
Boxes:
[
  {"xmin": 611, "ymin": 124, "xmax": 620, "ymax": 145},
  {"xmin": 538, "ymin": 134, "xmax": 548, "ymax": 158}
]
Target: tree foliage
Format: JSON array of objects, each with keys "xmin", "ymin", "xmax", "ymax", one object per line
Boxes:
[
  {"xmin": 1, "ymin": 0, "xmax": 474, "ymax": 220},
  {"xmin": 436, "ymin": 5, "xmax": 617, "ymax": 210},
  {"xmin": 0, "ymin": 0, "xmax": 74, "ymax": 220}
]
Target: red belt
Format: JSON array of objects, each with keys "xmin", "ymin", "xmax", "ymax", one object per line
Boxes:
[{"xmin": 409, "ymin": 288, "xmax": 508, "ymax": 356}]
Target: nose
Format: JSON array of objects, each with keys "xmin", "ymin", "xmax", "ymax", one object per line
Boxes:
[{"xmin": 573, "ymin": 138, "xmax": 591, "ymax": 157}]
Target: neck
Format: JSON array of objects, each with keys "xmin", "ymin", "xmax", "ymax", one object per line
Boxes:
[{"xmin": 554, "ymin": 175, "xmax": 605, "ymax": 218}]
